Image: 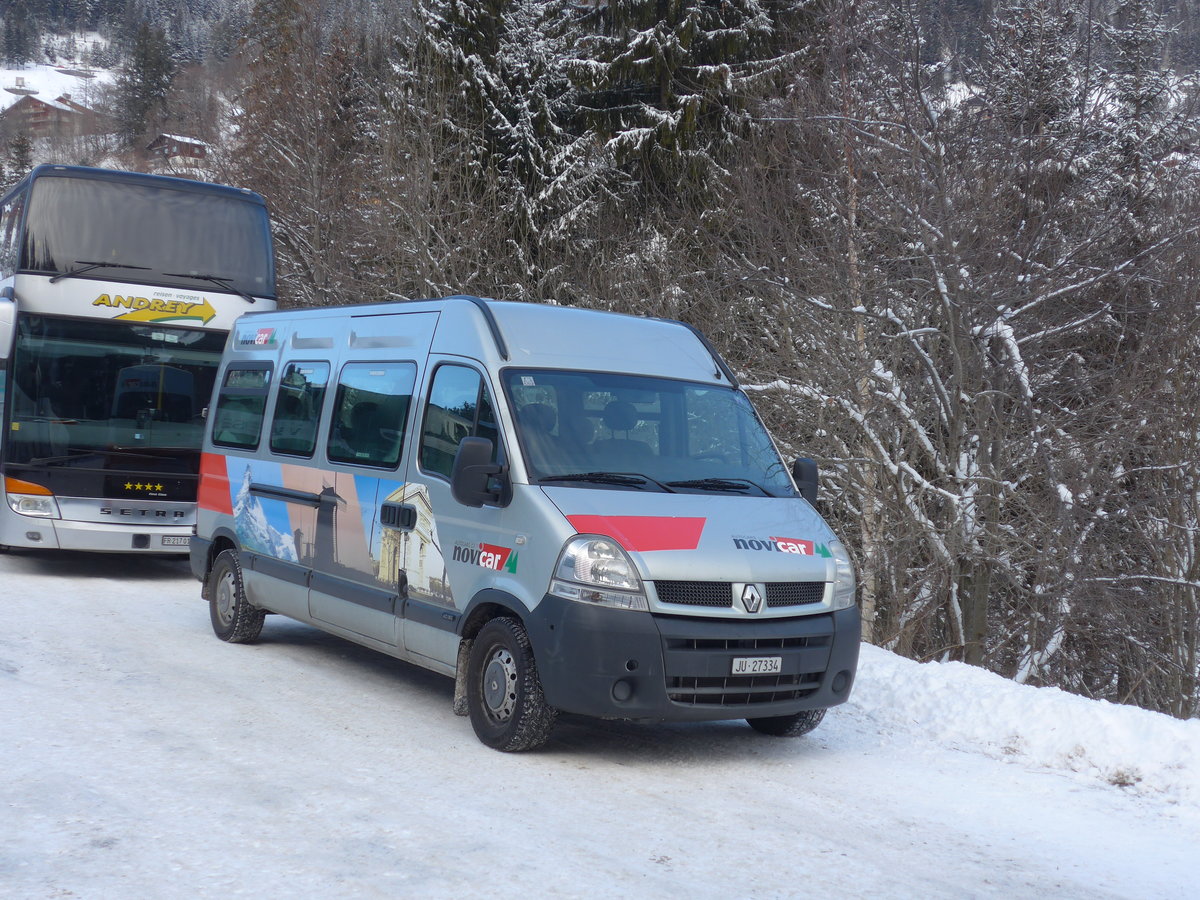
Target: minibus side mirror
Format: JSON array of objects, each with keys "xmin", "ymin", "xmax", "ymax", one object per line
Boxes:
[
  {"xmin": 452, "ymin": 436, "xmax": 505, "ymax": 507},
  {"xmin": 792, "ymin": 457, "xmax": 819, "ymax": 504}
]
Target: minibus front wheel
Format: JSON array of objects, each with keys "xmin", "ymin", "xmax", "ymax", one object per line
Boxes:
[
  {"xmin": 466, "ymin": 616, "xmax": 557, "ymax": 751},
  {"xmin": 207, "ymin": 549, "xmax": 266, "ymax": 644},
  {"xmin": 747, "ymin": 708, "xmax": 826, "ymax": 737}
]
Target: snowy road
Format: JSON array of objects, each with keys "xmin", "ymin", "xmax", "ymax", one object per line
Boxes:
[{"xmin": 2, "ymin": 549, "xmax": 1198, "ymax": 898}]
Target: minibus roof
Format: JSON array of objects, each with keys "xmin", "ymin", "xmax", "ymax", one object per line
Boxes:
[{"xmin": 237, "ymin": 296, "xmax": 736, "ymax": 387}]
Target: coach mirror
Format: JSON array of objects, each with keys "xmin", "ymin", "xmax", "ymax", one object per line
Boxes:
[{"xmin": 0, "ymin": 286, "xmax": 15, "ymax": 357}]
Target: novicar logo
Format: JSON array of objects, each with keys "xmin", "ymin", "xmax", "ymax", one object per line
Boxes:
[
  {"xmin": 452, "ymin": 542, "xmax": 518, "ymax": 573},
  {"xmin": 733, "ymin": 535, "xmax": 814, "ymax": 555},
  {"xmin": 237, "ymin": 327, "xmax": 276, "ymax": 347}
]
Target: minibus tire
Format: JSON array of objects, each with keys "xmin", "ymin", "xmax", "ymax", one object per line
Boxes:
[
  {"xmin": 747, "ymin": 708, "xmax": 826, "ymax": 737},
  {"xmin": 467, "ymin": 616, "xmax": 557, "ymax": 751},
  {"xmin": 207, "ymin": 549, "xmax": 265, "ymax": 643}
]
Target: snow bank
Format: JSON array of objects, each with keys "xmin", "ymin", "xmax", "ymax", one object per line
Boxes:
[{"xmin": 853, "ymin": 644, "xmax": 1200, "ymax": 805}]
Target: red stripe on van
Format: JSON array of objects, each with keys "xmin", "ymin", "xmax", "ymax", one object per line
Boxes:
[
  {"xmin": 566, "ymin": 515, "xmax": 706, "ymax": 552},
  {"xmin": 198, "ymin": 452, "xmax": 233, "ymax": 515}
]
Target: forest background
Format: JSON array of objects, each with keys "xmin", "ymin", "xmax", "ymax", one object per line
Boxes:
[{"xmin": 3, "ymin": 0, "xmax": 1199, "ymax": 721}]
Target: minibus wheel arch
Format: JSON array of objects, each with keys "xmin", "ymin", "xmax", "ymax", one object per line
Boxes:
[
  {"xmin": 457, "ymin": 589, "xmax": 533, "ymax": 641},
  {"xmin": 453, "ymin": 591, "xmax": 539, "ymax": 717},
  {"xmin": 204, "ymin": 530, "xmax": 239, "ymax": 577}
]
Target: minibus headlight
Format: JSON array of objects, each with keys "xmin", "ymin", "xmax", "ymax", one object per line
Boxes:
[
  {"xmin": 830, "ymin": 539, "xmax": 857, "ymax": 610},
  {"xmin": 5, "ymin": 477, "xmax": 61, "ymax": 519},
  {"xmin": 549, "ymin": 536, "xmax": 648, "ymax": 611}
]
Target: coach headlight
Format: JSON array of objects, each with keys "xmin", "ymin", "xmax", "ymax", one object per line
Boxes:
[{"xmin": 5, "ymin": 477, "xmax": 61, "ymax": 519}]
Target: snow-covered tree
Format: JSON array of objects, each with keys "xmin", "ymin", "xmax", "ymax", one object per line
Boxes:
[
  {"xmin": 404, "ymin": 0, "xmax": 611, "ymax": 298},
  {"xmin": 720, "ymin": 0, "xmax": 1200, "ymax": 718},
  {"xmin": 565, "ymin": 0, "xmax": 818, "ymax": 197}
]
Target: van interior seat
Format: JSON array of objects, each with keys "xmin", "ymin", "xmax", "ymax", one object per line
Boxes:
[
  {"xmin": 518, "ymin": 402, "xmax": 561, "ymax": 470},
  {"xmin": 592, "ymin": 400, "xmax": 652, "ymax": 465},
  {"xmin": 215, "ymin": 397, "xmax": 260, "ymax": 445},
  {"xmin": 271, "ymin": 394, "xmax": 313, "ymax": 452},
  {"xmin": 345, "ymin": 401, "xmax": 399, "ymax": 462}
]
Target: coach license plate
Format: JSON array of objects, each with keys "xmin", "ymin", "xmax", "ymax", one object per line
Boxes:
[
  {"xmin": 160, "ymin": 535, "xmax": 190, "ymax": 547},
  {"xmin": 732, "ymin": 656, "xmax": 782, "ymax": 676}
]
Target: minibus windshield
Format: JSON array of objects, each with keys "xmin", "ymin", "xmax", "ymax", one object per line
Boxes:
[{"xmin": 503, "ymin": 369, "xmax": 795, "ymax": 496}]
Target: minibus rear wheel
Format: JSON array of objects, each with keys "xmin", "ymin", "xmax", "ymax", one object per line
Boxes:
[
  {"xmin": 467, "ymin": 616, "xmax": 557, "ymax": 751},
  {"xmin": 747, "ymin": 708, "xmax": 826, "ymax": 737},
  {"xmin": 207, "ymin": 549, "xmax": 266, "ymax": 643}
]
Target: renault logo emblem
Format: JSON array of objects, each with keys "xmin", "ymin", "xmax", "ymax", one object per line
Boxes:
[{"xmin": 741, "ymin": 583, "xmax": 763, "ymax": 613}]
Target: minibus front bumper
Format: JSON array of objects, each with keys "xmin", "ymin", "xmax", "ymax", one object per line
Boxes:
[{"xmin": 524, "ymin": 596, "xmax": 860, "ymax": 722}]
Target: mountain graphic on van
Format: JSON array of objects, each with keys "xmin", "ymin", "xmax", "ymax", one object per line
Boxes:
[{"xmin": 233, "ymin": 465, "xmax": 299, "ymax": 562}]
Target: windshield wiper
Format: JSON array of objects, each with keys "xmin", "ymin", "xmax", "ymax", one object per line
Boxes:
[
  {"xmin": 666, "ymin": 477, "xmax": 773, "ymax": 496},
  {"xmin": 163, "ymin": 271, "xmax": 257, "ymax": 304},
  {"xmin": 539, "ymin": 472, "xmax": 675, "ymax": 492},
  {"xmin": 25, "ymin": 450, "xmax": 96, "ymax": 465},
  {"xmin": 50, "ymin": 260, "xmax": 150, "ymax": 283}
]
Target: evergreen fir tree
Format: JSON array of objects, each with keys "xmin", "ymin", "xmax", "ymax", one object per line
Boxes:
[
  {"xmin": 2, "ymin": 0, "xmax": 41, "ymax": 66},
  {"xmin": 564, "ymin": 0, "xmax": 817, "ymax": 197},
  {"xmin": 6, "ymin": 133, "xmax": 34, "ymax": 180},
  {"xmin": 412, "ymin": 0, "xmax": 606, "ymax": 294},
  {"xmin": 982, "ymin": 0, "xmax": 1081, "ymax": 138},
  {"xmin": 114, "ymin": 22, "xmax": 176, "ymax": 142}
]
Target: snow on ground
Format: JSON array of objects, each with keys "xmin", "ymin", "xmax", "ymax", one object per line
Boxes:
[
  {"xmin": 0, "ymin": 63, "xmax": 113, "ymax": 114},
  {"xmin": 2, "ymin": 549, "xmax": 1198, "ymax": 899}
]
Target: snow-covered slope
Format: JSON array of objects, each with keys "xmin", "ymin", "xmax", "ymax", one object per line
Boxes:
[
  {"xmin": 1, "ymin": 549, "xmax": 1197, "ymax": 898},
  {"xmin": 0, "ymin": 63, "xmax": 113, "ymax": 114}
]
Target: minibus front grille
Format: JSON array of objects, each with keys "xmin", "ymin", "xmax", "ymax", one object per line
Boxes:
[
  {"xmin": 654, "ymin": 581, "xmax": 825, "ymax": 608},
  {"xmin": 765, "ymin": 582, "xmax": 825, "ymax": 607},
  {"xmin": 666, "ymin": 672, "xmax": 822, "ymax": 705},
  {"xmin": 656, "ymin": 616, "xmax": 835, "ymax": 708},
  {"xmin": 654, "ymin": 581, "xmax": 731, "ymax": 607},
  {"xmin": 664, "ymin": 635, "xmax": 831, "ymax": 652}
]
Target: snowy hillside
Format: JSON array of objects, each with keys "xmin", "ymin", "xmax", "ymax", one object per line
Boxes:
[
  {"xmin": 2, "ymin": 548, "xmax": 1198, "ymax": 898},
  {"xmin": 0, "ymin": 62, "xmax": 113, "ymax": 114}
]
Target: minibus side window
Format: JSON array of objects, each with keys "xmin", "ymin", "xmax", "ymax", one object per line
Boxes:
[
  {"xmin": 269, "ymin": 361, "xmax": 330, "ymax": 457},
  {"xmin": 420, "ymin": 364, "xmax": 501, "ymax": 478},
  {"xmin": 211, "ymin": 363, "xmax": 273, "ymax": 450},
  {"xmin": 326, "ymin": 362, "xmax": 415, "ymax": 468}
]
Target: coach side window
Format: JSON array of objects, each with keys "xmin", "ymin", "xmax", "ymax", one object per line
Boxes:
[
  {"xmin": 211, "ymin": 363, "xmax": 273, "ymax": 450},
  {"xmin": 327, "ymin": 362, "xmax": 415, "ymax": 468},
  {"xmin": 269, "ymin": 362, "xmax": 329, "ymax": 457},
  {"xmin": 0, "ymin": 192, "xmax": 25, "ymax": 276}
]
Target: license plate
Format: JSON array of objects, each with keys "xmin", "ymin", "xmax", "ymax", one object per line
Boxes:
[
  {"xmin": 161, "ymin": 535, "xmax": 190, "ymax": 547},
  {"xmin": 732, "ymin": 656, "xmax": 782, "ymax": 675}
]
